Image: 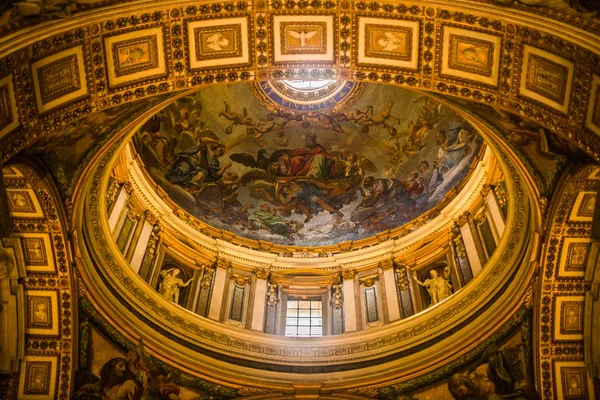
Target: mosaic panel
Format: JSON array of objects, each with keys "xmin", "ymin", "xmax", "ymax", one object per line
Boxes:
[
  {"xmin": 555, "ymin": 361, "xmax": 591, "ymax": 400},
  {"xmin": 2, "ymin": 165, "xmax": 24, "ymax": 178},
  {"xmin": 357, "ymin": 17, "xmax": 420, "ymax": 70},
  {"xmin": 112, "ymin": 35, "xmax": 159, "ymax": 77},
  {"xmin": 440, "ymin": 26, "xmax": 501, "ymax": 86},
  {"xmin": 585, "ymin": 74, "xmax": 600, "ymax": 135},
  {"xmin": 568, "ymin": 192, "xmax": 596, "ymax": 222},
  {"xmin": 554, "ymin": 296, "xmax": 584, "ymax": 341},
  {"xmin": 448, "ymin": 35, "xmax": 494, "ymax": 77},
  {"xmin": 31, "ymin": 46, "xmax": 87, "ymax": 113},
  {"xmin": 26, "ymin": 290, "xmax": 59, "ymax": 335},
  {"xmin": 558, "ymin": 238, "xmax": 591, "ymax": 278},
  {"xmin": 0, "ymin": 74, "xmax": 19, "ymax": 140},
  {"xmin": 15, "ymin": 233, "xmax": 56, "ymax": 273},
  {"xmin": 194, "ymin": 24, "xmax": 242, "ymax": 60},
  {"xmin": 18, "ymin": 356, "xmax": 57, "ymax": 399},
  {"xmin": 104, "ymin": 27, "xmax": 166, "ymax": 87},
  {"xmin": 273, "ymin": 15, "xmax": 334, "ymax": 63},
  {"xmin": 280, "ymin": 21, "xmax": 327, "ymax": 55},
  {"xmin": 187, "ymin": 17, "xmax": 249, "ymax": 69},
  {"xmin": 519, "ymin": 45, "xmax": 573, "ymax": 113},
  {"xmin": 6, "ymin": 188, "xmax": 44, "ymax": 218}
]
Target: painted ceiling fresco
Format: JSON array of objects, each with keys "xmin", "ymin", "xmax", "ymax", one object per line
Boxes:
[
  {"xmin": 445, "ymin": 97, "xmax": 586, "ymax": 196},
  {"xmin": 133, "ymin": 83, "xmax": 482, "ymax": 246}
]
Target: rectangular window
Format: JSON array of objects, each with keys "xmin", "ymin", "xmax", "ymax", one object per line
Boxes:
[{"xmin": 285, "ymin": 300, "xmax": 322, "ymax": 337}]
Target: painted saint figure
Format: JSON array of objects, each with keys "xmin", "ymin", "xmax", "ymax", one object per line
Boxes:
[
  {"xmin": 159, "ymin": 268, "xmax": 192, "ymax": 304},
  {"xmin": 413, "ymin": 269, "xmax": 452, "ymax": 306},
  {"xmin": 166, "ymin": 137, "xmax": 231, "ymax": 192}
]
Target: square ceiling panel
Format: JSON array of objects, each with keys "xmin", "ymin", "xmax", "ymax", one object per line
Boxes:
[
  {"xmin": 31, "ymin": 46, "xmax": 88, "ymax": 113},
  {"xmin": 585, "ymin": 74, "xmax": 600, "ymax": 135},
  {"xmin": 272, "ymin": 15, "xmax": 334, "ymax": 63},
  {"xmin": 0, "ymin": 74, "xmax": 19, "ymax": 140},
  {"xmin": 186, "ymin": 16, "xmax": 250, "ymax": 70},
  {"xmin": 357, "ymin": 16, "xmax": 420, "ymax": 71},
  {"xmin": 104, "ymin": 26, "xmax": 166, "ymax": 87},
  {"xmin": 440, "ymin": 25, "xmax": 502, "ymax": 87},
  {"xmin": 519, "ymin": 45, "xmax": 573, "ymax": 114}
]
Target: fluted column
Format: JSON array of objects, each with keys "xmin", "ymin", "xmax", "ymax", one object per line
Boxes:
[
  {"xmin": 379, "ymin": 260, "xmax": 400, "ymax": 323},
  {"xmin": 484, "ymin": 185, "xmax": 505, "ymax": 237},
  {"xmin": 108, "ymin": 183, "xmax": 130, "ymax": 233},
  {"xmin": 207, "ymin": 258, "xmax": 230, "ymax": 321},
  {"xmin": 457, "ymin": 212, "xmax": 484, "ymax": 277},
  {"xmin": 342, "ymin": 269, "xmax": 358, "ymax": 332},
  {"xmin": 248, "ymin": 268, "xmax": 269, "ymax": 331},
  {"xmin": 129, "ymin": 212, "xmax": 157, "ymax": 273}
]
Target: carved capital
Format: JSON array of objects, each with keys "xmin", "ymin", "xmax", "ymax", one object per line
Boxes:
[
  {"xmin": 457, "ymin": 211, "xmax": 470, "ymax": 226},
  {"xmin": 378, "ymin": 259, "xmax": 394, "ymax": 270},
  {"xmin": 144, "ymin": 210, "xmax": 158, "ymax": 225},
  {"xmin": 481, "ymin": 183, "xmax": 491, "ymax": 197},
  {"xmin": 216, "ymin": 258, "xmax": 231, "ymax": 269},
  {"xmin": 341, "ymin": 269, "xmax": 357, "ymax": 280},
  {"xmin": 253, "ymin": 268, "xmax": 269, "ymax": 280},
  {"xmin": 123, "ymin": 181, "xmax": 134, "ymax": 194},
  {"xmin": 360, "ymin": 276, "xmax": 379, "ymax": 287},
  {"xmin": 474, "ymin": 209, "xmax": 487, "ymax": 225},
  {"xmin": 231, "ymin": 273, "xmax": 250, "ymax": 286}
]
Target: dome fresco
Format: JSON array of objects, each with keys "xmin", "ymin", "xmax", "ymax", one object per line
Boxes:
[{"xmin": 134, "ymin": 83, "xmax": 483, "ymax": 246}]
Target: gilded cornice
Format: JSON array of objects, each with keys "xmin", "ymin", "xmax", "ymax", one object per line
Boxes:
[{"xmin": 73, "ymin": 119, "xmax": 538, "ymax": 390}]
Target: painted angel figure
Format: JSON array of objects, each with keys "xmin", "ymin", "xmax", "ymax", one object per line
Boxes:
[
  {"xmin": 413, "ymin": 269, "xmax": 452, "ymax": 307},
  {"xmin": 159, "ymin": 268, "xmax": 192, "ymax": 304}
]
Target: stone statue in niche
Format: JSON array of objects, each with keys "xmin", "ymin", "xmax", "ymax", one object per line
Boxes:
[
  {"xmin": 412, "ymin": 268, "xmax": 452, "ymax": 306},
  {"xmin": 158, "ymin": 268, "xmax": 192, "ymax": 304}
]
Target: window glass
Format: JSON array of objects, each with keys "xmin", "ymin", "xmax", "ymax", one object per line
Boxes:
[{"xmin": 285, "ymin": 299, "xmax": 323, "ymax": 337}]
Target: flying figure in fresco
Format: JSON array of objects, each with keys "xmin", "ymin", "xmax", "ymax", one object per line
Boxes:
[
  {"xmin": 229, "ymin": 148, "xmax": 292, "ymax": 183},
  {"xmin": 219, "ymin": 101, "xmax": 254, "ymax": 134},
  {"xmin": 167, "ymin": 137, "xmax": 231, "ymax": 191},
  {"xmin": 335, "ymin": 102, "xmax": 401, "ymax": 136}
]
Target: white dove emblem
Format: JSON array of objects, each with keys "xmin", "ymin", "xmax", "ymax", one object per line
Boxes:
[
  {"xmin": 377, "ymin": 32, "xmax": 403, "ymax": 52},
  {"xmin": 288, "ymin": 30, "xmax": 319, "ymax": 47}
]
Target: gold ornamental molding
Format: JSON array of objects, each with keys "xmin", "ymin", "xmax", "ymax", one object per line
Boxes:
[
  {"xmin": 70, "ymin": 88, "xmax": 542, "ymax": 391},
  {"xmin": 1, "ymin": 0, "xmax": 600, "ymax": 164}
]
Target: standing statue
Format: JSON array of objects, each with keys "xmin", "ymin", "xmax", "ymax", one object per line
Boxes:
[
  {"xmin": 413, "ymin": 269, "xmax": 452, "ymax": 306},
  {"xmin": 158, "ymin": 268, "xmax": 192, "ymax": 304}
]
